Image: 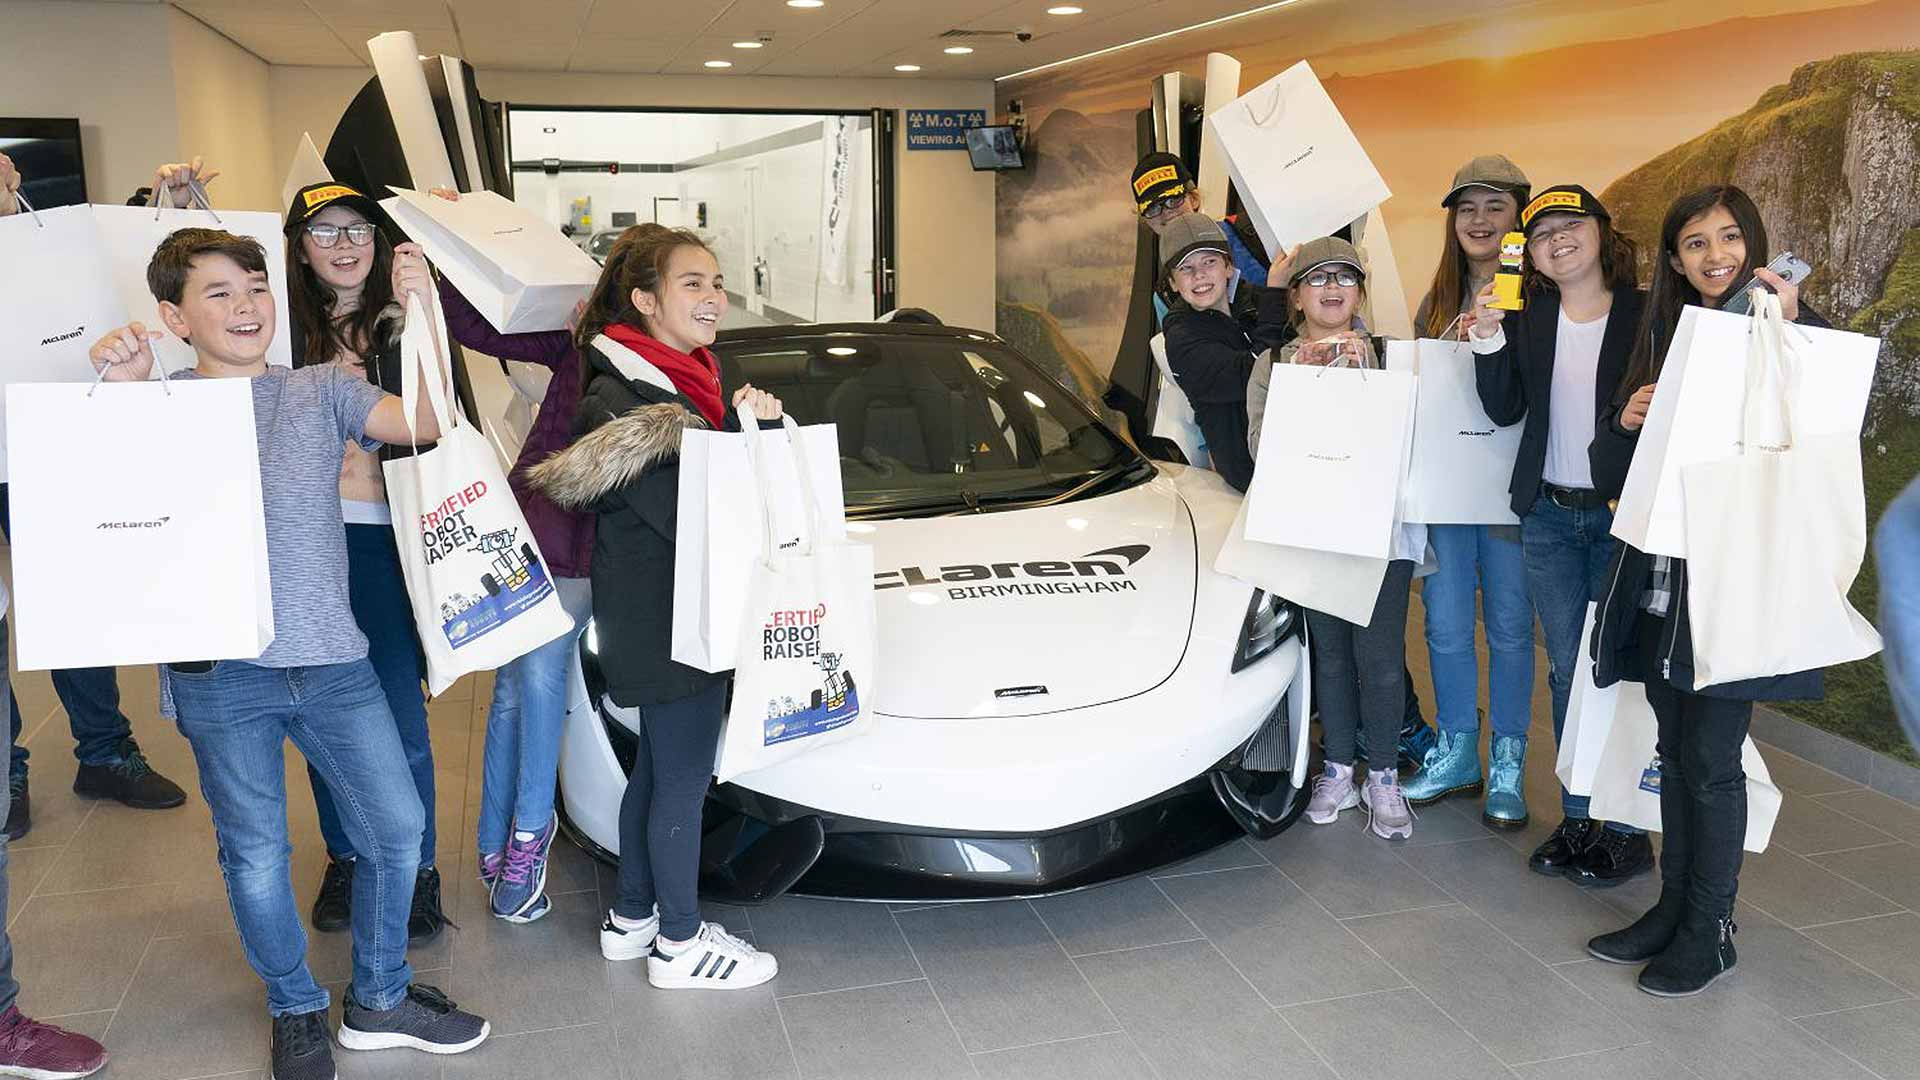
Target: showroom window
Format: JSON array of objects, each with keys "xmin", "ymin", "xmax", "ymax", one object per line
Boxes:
[{"xmin": 505, "ymin": 107, "xmax": 893, "ymax": 326}]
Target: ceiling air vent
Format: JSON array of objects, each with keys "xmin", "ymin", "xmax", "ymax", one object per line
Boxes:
[{"xmin": 939, "ymin": 28, "xmax": 1027, "ymax": 39}]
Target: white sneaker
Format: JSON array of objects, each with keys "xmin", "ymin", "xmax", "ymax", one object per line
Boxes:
[
  {"xmin": 648, "ymin": 922, "xmax": 778, "ymax": 991},
  {"xmin": 1364, "ymin": 768, "xmax": 1416, "ymax": 840},
  {"xmin": 599, "ymin": 907, "xmax": 660, "ymax": 962},
  {"xmin": 1306, "ymin": 762, "xmax": 1360, "ymax": 825}
]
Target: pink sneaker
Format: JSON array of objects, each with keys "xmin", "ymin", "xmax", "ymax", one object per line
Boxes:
[
  {"xmin": 1363, "ymin": 768, "xmax": 1416, "ymax": 840},
  {"xmin": 1306, "ymin": 762, "xmax": 1359, "ymax": 824},
  {"xmin": 0, "ymin": 1005, "xmax": 107, "ymax": 1078}
]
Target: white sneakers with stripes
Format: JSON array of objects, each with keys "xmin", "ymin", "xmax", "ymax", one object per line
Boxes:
[{"xmin": 647, "ymin": 922, "xmax": 778, "ymax": 990}]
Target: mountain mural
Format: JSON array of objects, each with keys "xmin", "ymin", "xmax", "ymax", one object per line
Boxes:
[{"xmin": 1602, "ymin": 50, "xmax": 1920, "ymax": 425}]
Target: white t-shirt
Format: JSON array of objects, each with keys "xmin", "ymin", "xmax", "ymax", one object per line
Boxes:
[{"xmin": 1544, "ymin": 309, "xmax": 1609, "ymax": 489}]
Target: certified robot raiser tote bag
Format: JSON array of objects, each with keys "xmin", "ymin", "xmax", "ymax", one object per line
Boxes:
[{"xmin": 385, "ymin": 289, "xmax": 574, "ymax": 694}]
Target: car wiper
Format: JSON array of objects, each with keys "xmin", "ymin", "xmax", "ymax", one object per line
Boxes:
[{"xmin": 971, "ymin": 458, "xmax": 1156, "ymax": 508}]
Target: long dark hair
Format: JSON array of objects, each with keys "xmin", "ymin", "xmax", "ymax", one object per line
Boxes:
[
  {"xmin": 1615, "ymin": 185, "xmax": 1769, "ymax": 403},
  {"xmin": 573, "ymin": 223, "xmax": 715, "ymax": 353},
  {"xmin": 286, "ymin": 214, "xmax": 396, "ymax": 368}
]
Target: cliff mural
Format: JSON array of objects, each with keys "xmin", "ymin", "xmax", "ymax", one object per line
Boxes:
[{"xmin": 996, "ymin": 0, "xmax": 1920, "ymax": 761}]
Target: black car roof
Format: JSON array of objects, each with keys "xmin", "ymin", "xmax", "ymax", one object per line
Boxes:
[{"xmin": 713, "ymin": 322, "xmax": 1006, "ymax": 347}]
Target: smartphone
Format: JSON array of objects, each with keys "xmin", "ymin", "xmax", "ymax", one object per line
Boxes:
[{"xmin": 1720, "ymin": 251, "xmax": 1813, "ymax": 315}]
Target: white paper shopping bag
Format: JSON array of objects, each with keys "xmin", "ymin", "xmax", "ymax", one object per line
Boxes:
[
  {"xmin": 1215, "ymin": 496, "xmax": 1388, "ymax": 626},
  {"xmin": 1680, "ymin": 291, "xmax": 1880, "ymax": 688},
  {"xmin": 90, "ymin": 182, "xmax": 295, "ymax": 376},
  {"xmin": 1387, "ymin": 339, "xmax": 1521, "ymax": 525},
  {"xmin": 1245, "ymin": 363, "xmax": 1415, "ymax": 558},
  {"xmin": 1611, "ymin": 302, "xmax": 1877, "ymax": 557},
  {"xmin": 0, "ymin": 201, "xmax": 130, "ymax": 478},
  {"xmin": 1589, "ymin": 708, "xmax": 1784, "ymax": 855},
  {"xmin": 1204, "ymin": 61, "xmax": 1391, "ymax": 254},
  {"xmin": 673, "ymin": 405, "xmax": 848, "ymax": 673},
  {"xmin": 6, "ymin": 377, "xmax": 273, "ymax": 669},
  {"xmin": 384, "ymin": 289, "xmax": 574, "ymax": 694},
  {"xmin": 1556, "ymin": 604, "xmax": 1618, "ymax": 797},
  {"xmin": 381, "ymin": 188, "xmax": 601, "ymax": 334}
]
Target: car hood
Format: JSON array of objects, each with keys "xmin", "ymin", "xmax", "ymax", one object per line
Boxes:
[{"xmin": 857, "ymin": 475, "xmax": 1197, "ymax": 719}]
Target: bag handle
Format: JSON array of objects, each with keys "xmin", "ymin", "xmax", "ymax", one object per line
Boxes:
[
  {"xmin": 736, "ymin": 401, "xmax": 824, "ymax": 567},
  {"xmin": 397, "ymin": 286, "xmax": 459, "ymax": 450},
  {"xmin": 1740, "ymin": 289, "xmax": 1797, "ymax": 455},
  {"xmin": 10, "ymin": 191, "xmax": 42, "ymax": 228},
  {"xmin": 1242, "ymin": 76, "xmax": 1289, "ymax": 128},
  {"xmin": 86, "ymin": 338, "xmax": 174, "ymax": 398},
  {"xmin": 149, "ymin": 178, "xmax": 222, "ymax": 223}
]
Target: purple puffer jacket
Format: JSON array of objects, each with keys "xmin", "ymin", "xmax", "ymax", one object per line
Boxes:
[{"xmin": 437, "ymin": 277, "xmax": 594, "ymax": 579}]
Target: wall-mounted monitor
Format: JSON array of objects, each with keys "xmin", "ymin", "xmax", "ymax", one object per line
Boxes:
[
  {"xmin": 0, "ymin": 117, "xmax": 86, "ymax": 208},
  {"xmin": 965, "ymin": 125, "xmax": 1024, "ymax": 172}
]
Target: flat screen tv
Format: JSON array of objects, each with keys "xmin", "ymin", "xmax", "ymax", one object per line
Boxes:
[
  {"xmin": 0, "ymin": 118, "xmax": 86, "ymax": 209},
  {"xmin": 965, "ymin": 125, "xmax": 1024, "ymax": 171}
]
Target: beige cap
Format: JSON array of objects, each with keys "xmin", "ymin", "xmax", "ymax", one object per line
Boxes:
[
  {"xmin": 1287, "ymin": 236, "xmax": 1365, "ymax": 284},
  {"xmin": 1442, "ymin": 154, "xmax": 1531, "ymax": 207}
]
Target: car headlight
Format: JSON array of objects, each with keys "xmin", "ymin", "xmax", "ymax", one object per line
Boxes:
[{"xmin": 1231, "ymin": 590, "xmax": 1298, "ymax": 673}]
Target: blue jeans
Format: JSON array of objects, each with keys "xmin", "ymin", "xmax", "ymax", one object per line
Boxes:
[
  {"xmin": 1520, "ymin": 493, "xmax": 1636, "ymax": 826},
  {"xmin": 0, "ymin": 618, "xmax": 20, "ymax": 1015},
  {"xmin": 1422, "ymin": 524, "xmax": 1535, "ymax": 738},
  {"xmin": 477, "ymin": 577, "xmax": 592, "ymax": 856},
  {"xmin": 7, "ymin": 666, "xmax": 136, "ymax": 779},
  {"xmin": 169, "ymin": 659, "xmax": 422, "ymax": 1017},
  {"xmin": 308, "ymin": 525, "xmax": 433, "ymax": 864},
  {"xmin": 1879, "ymin": 475, "xmax": 1920, "ymax": 751}
]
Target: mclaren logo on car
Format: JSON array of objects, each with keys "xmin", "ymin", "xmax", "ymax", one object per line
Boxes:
[{"xmin": 876, "ymin": 545, "xmax": 1149, "ymax": 601}]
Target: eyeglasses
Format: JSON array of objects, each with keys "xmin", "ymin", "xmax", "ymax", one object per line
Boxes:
[
  {"xmin": 1140, "ymin": 193, "xmax": 1188, "ymax": 220},
  {"xmin": 1300, "ymin": 269, "xmax": 1361, "ymax": 289},
  {"xmin": 305, "ymin": 222, "xmax": 377, "ymax": 248}
]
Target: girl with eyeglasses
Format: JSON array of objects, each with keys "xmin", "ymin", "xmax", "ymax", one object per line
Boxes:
[
  {"xmin": 281, "ymin": 180, "xmax": 452, "ymax": 945},
  {"xmin": 1246, "ymin": 236, "xmax": 1426, "ymax": 841},
  {"xmin": 1468, "ymin": 185, "xmax": 1651, "ymax": 886},
  {"xmin": 1401, "ymin": 155, "xmax": 1538, "ymax": 829}
]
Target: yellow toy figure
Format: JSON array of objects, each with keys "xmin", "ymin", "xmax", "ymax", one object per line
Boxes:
[{"xmin": 1491, "ymin": 231, "xmax": 1526, "ymax": 310}]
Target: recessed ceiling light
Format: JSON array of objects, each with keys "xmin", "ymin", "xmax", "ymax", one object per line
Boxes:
[
  {"xmin": 1000, "ymin": 0, "xmax": 1307, "ymax": 81},
  {"xmin": 1047, "ymin": 5, "xmax": 1084, "ymax": 13},
  {"xmin": 943, "ymin": 45, "xmax": 974, "ymax": 54},
  {"xmin": 786, "ymin": 0, "xmax": 823, "ymax": 7},
  {"xmin": 732, "ymin": 41, "xmax": 764, "ymax": 49},
  {"xmin": 826, "ymin": 347, "xmax": 858, "ymax": 356},
  {"xmin": 704, "ymin": 59, "xmax": 733, "ymax": 68},
  {"xmin": 893, "ymin": 64, "xmax": 921, "ymax": 72}
]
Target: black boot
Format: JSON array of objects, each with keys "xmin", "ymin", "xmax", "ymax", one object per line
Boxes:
[
  {"xmin": 1570, "ymin": 827, "xmax": 1655, "ymax": 887},
  {"xmin": 1528, "ymin": 817, "xmax": 1597, "ymax": 877},
  {"xmin": 1638, "ymin": 911, "xmax": 1737, "ymax": 997},
  {"xmin": 1587, "ymin": 887, "xmax": 1687, "ymax": 964},
  {"xmin": 4, "ymin": 777, "xmax": 28, "ymax": 843},
  {"xmin": 408, "ymin": 866, "xmax": 452, "ymax": 945}
]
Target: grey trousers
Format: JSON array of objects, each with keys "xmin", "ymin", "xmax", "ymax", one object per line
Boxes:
[{"xmin": 1307, "ymin": 559, "xmax": 1417, "ymax": 772}]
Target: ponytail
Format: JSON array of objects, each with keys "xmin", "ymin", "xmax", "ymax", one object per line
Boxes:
[{"xmin": 572, "ymin": 223, "xmax": 715, "ymax": 354}]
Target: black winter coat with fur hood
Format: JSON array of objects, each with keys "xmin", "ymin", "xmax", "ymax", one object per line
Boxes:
[{"xmin": 529, "ymin": 340, "xmax": 722, "ymax": 708}]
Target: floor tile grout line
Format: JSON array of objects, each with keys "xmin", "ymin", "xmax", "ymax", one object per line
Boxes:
[
  {"xmin": 1270, "ymin": 984, "xmax": 1411, "ymax": 1012},
  {"xmin": 1026, "ymin": 894, "xmax": 1170, "ymax": 1080},
  {"xmin": 1057, "ymin": 935, "xmax": 1207, "ymax": 960},
  {"xmin": 1271, "ymin": 1003, "xmax": 1359, "ymax": 1080},
  {"xmin": 769, "ymin": 995, "xmax": 806, "ymax": 1080},
  {"xmin": 1807, "ymin": 790, "xmax": 1920, "ymax": 838},
  {"xmin": 965, "ymin": 1027, "xmax": 1127, "ymax": 1059},
  {"xmin": 1265, "ymin": 863, "xmax": 1526, "ymax": 1078},
  {"xmin": 772, "ymin": 975, "xmax": 929, "ymax": 1002},
  {"xmin": 1023, "ymin": 897, "xmax": 1133, "ymax": 1040},
  {"xmin": 1791, "ymin": 996, "xmax": 1920, "ymax": 1022},
  {"xmin": 1789, "ymin": 1015, "xmax": 1897, "ymax": 1080},
  {"xmin": 1335, "ymin": 899, "xmax": 1463, "ymax": 922},
  {"xmin": 1791, "ymin": 838, "xmax": 1909, "ymax": 859},
  {"xmin": 1798, "ymin": 910, "xmax": 1915, "ymax": 932},
  {"xmin": 886, "ymin": 905, "xmax": 983, "ymax": 1078},
  {"xmin": 93, "ymin": 897, "xmax": 169, "ymax": 1050},
  {"xmin": 1784, "ymin": 846, "xmax": 1916, "ymax": 918},
  {"xmin": 1503, "ymin": 1039, "xmax": 1660, "ymax": 1070}
]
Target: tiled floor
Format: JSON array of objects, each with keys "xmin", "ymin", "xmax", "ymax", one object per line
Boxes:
[{"xmin": 7, "ymin": 615, "xmax": 1920, "ymax": 1079}]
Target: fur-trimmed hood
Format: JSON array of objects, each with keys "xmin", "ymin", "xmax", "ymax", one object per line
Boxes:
[{"xmin": 526, "ymin": 402, "xmax": 707, "ymax": 510}]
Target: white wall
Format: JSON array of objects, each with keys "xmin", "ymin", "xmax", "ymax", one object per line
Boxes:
[
  {"xmin": 168, "ymin": 9, "xmax": 277, "ymax": 212},
  {"xmin": 269, "ymin": 66, "xmax": 997, "ymax": 331}
]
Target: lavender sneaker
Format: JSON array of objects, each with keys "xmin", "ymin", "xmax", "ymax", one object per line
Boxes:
[
  {"xmin": 490, "ymin": 818, "xmax": 556, "ymax": 923},
  {"xmin": 1363, "ymin": 768, "xmax": 1415, "ymax": 840}
]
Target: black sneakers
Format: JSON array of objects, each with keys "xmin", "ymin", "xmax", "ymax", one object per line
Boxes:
[
  {"xmin": 270, "ymin": 1007, "xmax": 335, "ymax": 1080},
  {"xmin": 310, "ymin": 857, "xmax": 355, "ymax": 934},
  {"xmin": 4, "ymin": 777, "xmax": 28, "ymax": 843},
  {"xmin": 1571, "ymin": 828, "xmax": 1655, "ymax": 887},
  {"xmin": 1528, "ymin": 817, "xmax": 1598, "ymax": 876},
  {"xmin": 337, "ymin": 984, "xmax": 488, "ymax": 1055},
  {"xmin": 1588, "ymin": 888, "xmax": 1687, "ymax": 964},
  {"xmin": 72, "ymin": 742, "xmax": 186, "ymax": 810},
  {"xmin": 1638, "ymin": 913, "xmax": 1738, "ymax": 997},
  {"xmin": 408, "ymin": 866, "xmax": 451, "ymax": 944}
]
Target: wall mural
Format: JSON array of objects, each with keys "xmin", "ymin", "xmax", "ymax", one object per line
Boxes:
[{"xmin": 996, "ymin": 0, "xmax": 1920, "ymax": 761}]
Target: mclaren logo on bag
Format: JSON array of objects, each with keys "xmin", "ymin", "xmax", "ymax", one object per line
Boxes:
[
  {"xmin": 40, "ymin": 326, "xmax": 85, "ymax": 347},
  {"xmin": 876, "ymin": 545, "xmax": 1149, "ymax": 601},
  {"xmin": 97, "ymin": 516, "xmax": 170, "ymax": 530}
]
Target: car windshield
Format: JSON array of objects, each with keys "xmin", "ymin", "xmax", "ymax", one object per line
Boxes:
[{"xmin": 713, "ymin": 331, "xmax": 1150, "ymax": 518}]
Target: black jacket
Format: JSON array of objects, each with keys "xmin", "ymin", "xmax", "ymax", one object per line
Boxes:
[
  {"xmin": 1160, "ymin": 286, "xmax": 1293, "ymax": 492},
  {"xmin": 1475, "ymin": 284, "xmax": 1646, "ymax": 517},
  {"xmin": 1584, "ymin": 304, "xmax": 1834, "ymax": 703},
  {"xmin": 529, "ymin": 342, "xmax": 721, "ymax": 708}
]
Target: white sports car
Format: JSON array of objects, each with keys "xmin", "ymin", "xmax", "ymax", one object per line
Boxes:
[{"xmin": 547, "ymin": 319, "xmax": 1311, "ymax": 902}]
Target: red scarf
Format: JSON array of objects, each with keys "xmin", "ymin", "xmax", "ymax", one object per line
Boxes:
[{"xmin": 603, "ymin": 323, "xmax": 725, "ymax": 429}]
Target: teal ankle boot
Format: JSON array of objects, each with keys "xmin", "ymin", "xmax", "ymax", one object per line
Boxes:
[
  {"xmin": 1483, "ymin": 734, "xmax": 1529, "ymax": 829},
  {"xmin": 1401, "ymin": 729, "xmax": 1481, "ymax": 806}
]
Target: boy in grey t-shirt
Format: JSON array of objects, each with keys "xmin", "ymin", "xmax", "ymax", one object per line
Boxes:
[{"xmin": 89, "ymin": 228, "xmax": 488, "ymax": 1077}]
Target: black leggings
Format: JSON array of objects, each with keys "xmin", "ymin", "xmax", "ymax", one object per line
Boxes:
[
  {"xmin": 613, "ymin": 681, "xmax": 728, "ymax": 941},
  {"xmin": 1308, "ymin": 560, "xmax": 1416, "ymax": 771},
  {"xmin": 1636, "ymin": 612, "xmax": 1754, "ymax": 918}
]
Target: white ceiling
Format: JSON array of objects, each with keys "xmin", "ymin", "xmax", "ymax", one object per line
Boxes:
[{"xmin": 73, "ymin": 0, "xmax": 1283, "ymax": 78}]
